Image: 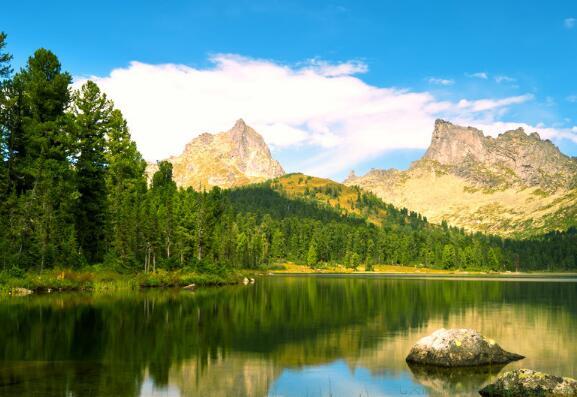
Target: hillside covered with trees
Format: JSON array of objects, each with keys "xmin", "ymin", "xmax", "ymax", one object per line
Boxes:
[{"xmin": 1, "ymin": 33, "xmax": 576, "ymax": 280}]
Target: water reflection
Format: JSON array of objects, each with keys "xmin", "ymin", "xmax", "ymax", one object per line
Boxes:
[{"xmin": 0, "ymin": 276, "xmax": 575, "ymax": 396}]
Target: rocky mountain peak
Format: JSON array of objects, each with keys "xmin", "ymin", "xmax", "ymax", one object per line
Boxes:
[
  {"xmin": 233, "ymin": 118, "xmax": 247, "ymax": 130},
  {"xmin": 147, "ymin": 119, "xmax": 284, "ymax": 189},
  {"xmin": 344, "ymin": 119, "xmax": 577, "ymax": 236},
  {"xmin": 419, "ymin": 120, "xmax": 577, "ymax": 190},
  {"xmin": 424, "ymin": 120, "xmax": 486, "ymax": 166}
]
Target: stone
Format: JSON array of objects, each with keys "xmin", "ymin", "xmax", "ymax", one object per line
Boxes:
[
  {"xmin": 242, "ymin": 277, "xmax": 249, "ymax": 285},
  {"xmin": 145, "ymin": 119, "xmax": 284, "ymax": 190},
  {"xmin": 183, "ymin": 284, "xmax": 196, "ymax": 290},
  {"xmin": 479, "ymin": 369, "xmax": 577, "ymax": 396},
  {"xmin": 405, "ymin": 328, "xmax": 524, "ymax": 367},
  {"xmin": 10, "ymin": 287, "xmax": 33, "ymax": 296}
]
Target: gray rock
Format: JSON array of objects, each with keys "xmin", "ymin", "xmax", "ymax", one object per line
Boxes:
[
  {"xmin": 406, "ymin": 328, "xmax": 523, "ymax": 367},
  {"xmin": 479, "ymin": 369, "xmax": 577, "ymax": 396},
  {"xmin": 10, "ymin": 287, "xmax": 33, "ymax": 296}
]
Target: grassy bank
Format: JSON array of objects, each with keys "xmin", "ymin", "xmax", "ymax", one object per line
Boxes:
[
  {"xmin": 0, "ymin": 267, "xmax": 254, "ymax": 295},
  {"xmin": 272, "ymin": 262, "xmax": 488, "ymax": 274},
  {"xmin": 271, "ymin": 262, "xmax": 577, "ymax": 276}
]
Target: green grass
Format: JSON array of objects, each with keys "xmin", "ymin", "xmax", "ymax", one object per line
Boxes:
[{"xmin": 0, "ymin": 267, "xmax": 252, "ymax": 295}]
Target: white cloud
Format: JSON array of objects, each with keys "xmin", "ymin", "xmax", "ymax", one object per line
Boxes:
[
  {"xmin": 495, "ymin": 75, "xmax": 515, "ymax": 84},
  {"xmin": 75, "ymin": 55, "xmax": 576, "ymax": 178},
  {"xmin": 565, "ymin": 18, "xmax": 576, "ymax": 29},
  {"xmin": 567, "ymin": 95, "xmax": 577, "ymax": 103},
  {"xmin": 302, "ymin": 59, "xmax": 368, "ymax": 77},
  {"xmin": 428, "ymin": 77, "xmax": 454, "ymax": 86},
  {"xmin": 466, "ymin": 72, "xmax": 488, "ymax": 79},
  {"xmin": 456, "ymin": 94, "xmax": 533, "ymax": 112}
]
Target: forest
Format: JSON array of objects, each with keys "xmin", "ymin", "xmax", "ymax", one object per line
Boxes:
[{"xmin": 1, "ymin": 32, "xmax": 577, "ymax": 279}]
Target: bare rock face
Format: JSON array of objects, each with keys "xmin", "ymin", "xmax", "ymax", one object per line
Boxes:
[
  {"xmin": 146, "ymin": 119, "xmax": 284, "ymax": 189},
  {"xmin": 479, "ymin": 369, "xmax": 577, "ymax": 397},
  {"xmin": 423, "ymin": 120, "xmax": 577, "ymax": 190},
  {"xmin": 344, "ymin": 120, "xmax": 577, "ymax": 237},
  {"xmin": 406, "ymin": 328, "xmax": 524, "ymax": 367}
]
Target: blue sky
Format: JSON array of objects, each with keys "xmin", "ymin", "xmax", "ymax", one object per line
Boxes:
[{"xmin": 2, "ymin": 0, "xmax": 577, "ymax": 179}]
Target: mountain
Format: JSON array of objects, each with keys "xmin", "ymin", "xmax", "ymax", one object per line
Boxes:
[
  {"xmin": 345, "ymin": 120, "xmax": 577, "ymax": 237},
  {"xmin": 146, "ymin": 119, "xmax": 284, "ymax": 189}
]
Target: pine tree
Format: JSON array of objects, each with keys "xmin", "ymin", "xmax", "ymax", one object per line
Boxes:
[
  {"xmin": 104, "ymin": 109, "xmax": 147, "ymax": 268},
  {"xmin": 7, "ymin": 49, "xmax": 76, "ymax": 269},
  {"xmin": 72, "ymin": 81, "xmax": 112, "ymax": 263},
  {"xmin": 271, "ymin": 229, "xmax": 285, "ymax": 259},
  {"xmin": 442, "ymin": 244, "xmax": 457, "ymax": 269},
  {"xmin": 306, "ymin": 239, "xmax": 318, "ymax": 267},
  {"xmin": 0, "ymin": 32, "xmax": 12, "ymax": 79},
  {"xmin": 365, "ymin": 239, "xmax": 375, "ymax": 271}
]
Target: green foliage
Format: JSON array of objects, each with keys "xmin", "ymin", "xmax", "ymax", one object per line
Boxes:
[
  {"xmin": 0, "ymin": 32, "xmax": 12, "ymax": 79},
  {"xmin": 72, "ymin": 81, "xmax": 111, "ymax": 262},
  {"xmin": 306, "ymin": 240, "xmax": 318, "ymax": 267}
]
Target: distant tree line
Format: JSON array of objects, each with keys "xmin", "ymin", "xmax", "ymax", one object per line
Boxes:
[{"xmin": 1, "ymin": 34, "xmax": 576, "ymax": 273}]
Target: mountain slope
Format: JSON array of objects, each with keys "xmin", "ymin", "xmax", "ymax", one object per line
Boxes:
[
  {"xmin": 146, "ymin": 119, "xmax": 284, "ymax": 189},
  {"xmin": 268, "ymin": 173, "xmax": 428, "ymax": 228},
  {"xmin": 345, "ymin": 120, "xmax": 577, "ymax": 237}
]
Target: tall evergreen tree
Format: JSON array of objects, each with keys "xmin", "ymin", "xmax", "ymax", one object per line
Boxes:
[
  {"xmin": 0, "ymin": 32, "xmax": 12, "ymax": 79},
  {"xmin": 5, "ymin": 49, "xmax": 76, "ymax": 269},
  {"xmin": 105, "ymin": 109, "xmax": 147, "ymax": 268},
  {"xmin": 72, "ymin": 81, "xmax": 112, "ymax": 263}
]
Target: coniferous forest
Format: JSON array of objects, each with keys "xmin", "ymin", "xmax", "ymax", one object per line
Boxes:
[{"xmin": 1, "ymin": 33, "xmax": 577, "ymax": 280}]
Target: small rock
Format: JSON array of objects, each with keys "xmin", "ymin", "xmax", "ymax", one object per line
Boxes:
[
  {"xmin": 242, "ymin": 277, "xmax": 249, "ymax": 285},
  {"xmin": 250, "ymin": 278, "xmax": 255, "ymax": 284},
  {"xmin": 183, "ymin": 284, "xmax": 196, "ymax": 290},
  {"xmin": 479, "ymin": 369, "xmax": 577, "ymax": 396},
  {"xmin": 406, "ymin": 328, "xmax": 523, "ymax": 367},
  {"xmin": 10, "ymin": 287, "xmax": 33, "ymax": 296}
]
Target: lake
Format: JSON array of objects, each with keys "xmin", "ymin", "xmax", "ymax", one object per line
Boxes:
[{"xmin": 0, "ymin": 275, "xmax": 576, "ymax": 397}]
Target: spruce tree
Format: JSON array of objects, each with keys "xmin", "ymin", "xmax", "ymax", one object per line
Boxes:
[
  {"xmin": 105, "ymin": 109, "xmax": 147, "ymax": 268},
  {"xmin": 0, "ymin": 32, "xmax": 12, "ymax": 79},
  {"xmin": 306, "ymin": 239, "xmax": 318, "ymax": 267},
  {"xmin": 72, "ymin": 81, "xmax": 112, "ymax": 263},
  {"xmin": 8, "ymin": 49, "xmax": 76, "ymax": 269}
]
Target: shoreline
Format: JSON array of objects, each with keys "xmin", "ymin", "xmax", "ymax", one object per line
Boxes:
[
  {"xmin": 3, "ymin": 263, "xmax": 576, "ymax": 296},
  {"xmin": 270, "ymin": 263, "xmax": 577, "ymax": 278},
  {"xmin": 0, "ymin": 268, "xmax": 256, "ymax": 296}
]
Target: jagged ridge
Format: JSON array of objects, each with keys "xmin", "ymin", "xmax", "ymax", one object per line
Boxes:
[
  {"xmin": 147, "ymin": 119, "xmax": 284, "ymax": 189},
  {"xmin": 345, "ymin": 120, "xmax": 577, "ymax": 237}
]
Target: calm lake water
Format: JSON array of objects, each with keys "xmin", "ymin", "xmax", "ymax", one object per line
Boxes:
[{"xmin": 1, "ymin": 275, "xmax": 576, "ymax": 397}]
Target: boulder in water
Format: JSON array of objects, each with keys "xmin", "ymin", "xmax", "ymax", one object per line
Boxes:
[
  {"xmin": 479, "ymin": 369, "xmax": 577, "ymax": 396},
  {"xmin": 10, "ymin": 287, "xmax": 33, "ymax": 296},
  {"xmin": 406, "ymin": 328, "xmax": 523, "ymax": 367}
]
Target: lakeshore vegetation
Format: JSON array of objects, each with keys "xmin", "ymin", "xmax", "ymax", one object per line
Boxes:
[{"xmin": 1, "ymin": 33, "xmax": 577, "ymax": 291}]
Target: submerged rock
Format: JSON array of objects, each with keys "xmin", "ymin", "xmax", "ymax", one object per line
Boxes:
[
  {"xmin": 406, "ymin": 328, "xmax": 523, "ymax": 367},
  {"xmin": 407, "ymin": 362, "xmax": 506, "ymax": 396},
  {"xmin": 479, "ymin": 369, "xmax": 577, "ymax": 396}
]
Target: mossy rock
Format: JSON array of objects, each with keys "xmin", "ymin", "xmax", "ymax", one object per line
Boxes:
[{"xmin": 479, "ymin": 369, "xmax": 577, "ymax": 396}]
